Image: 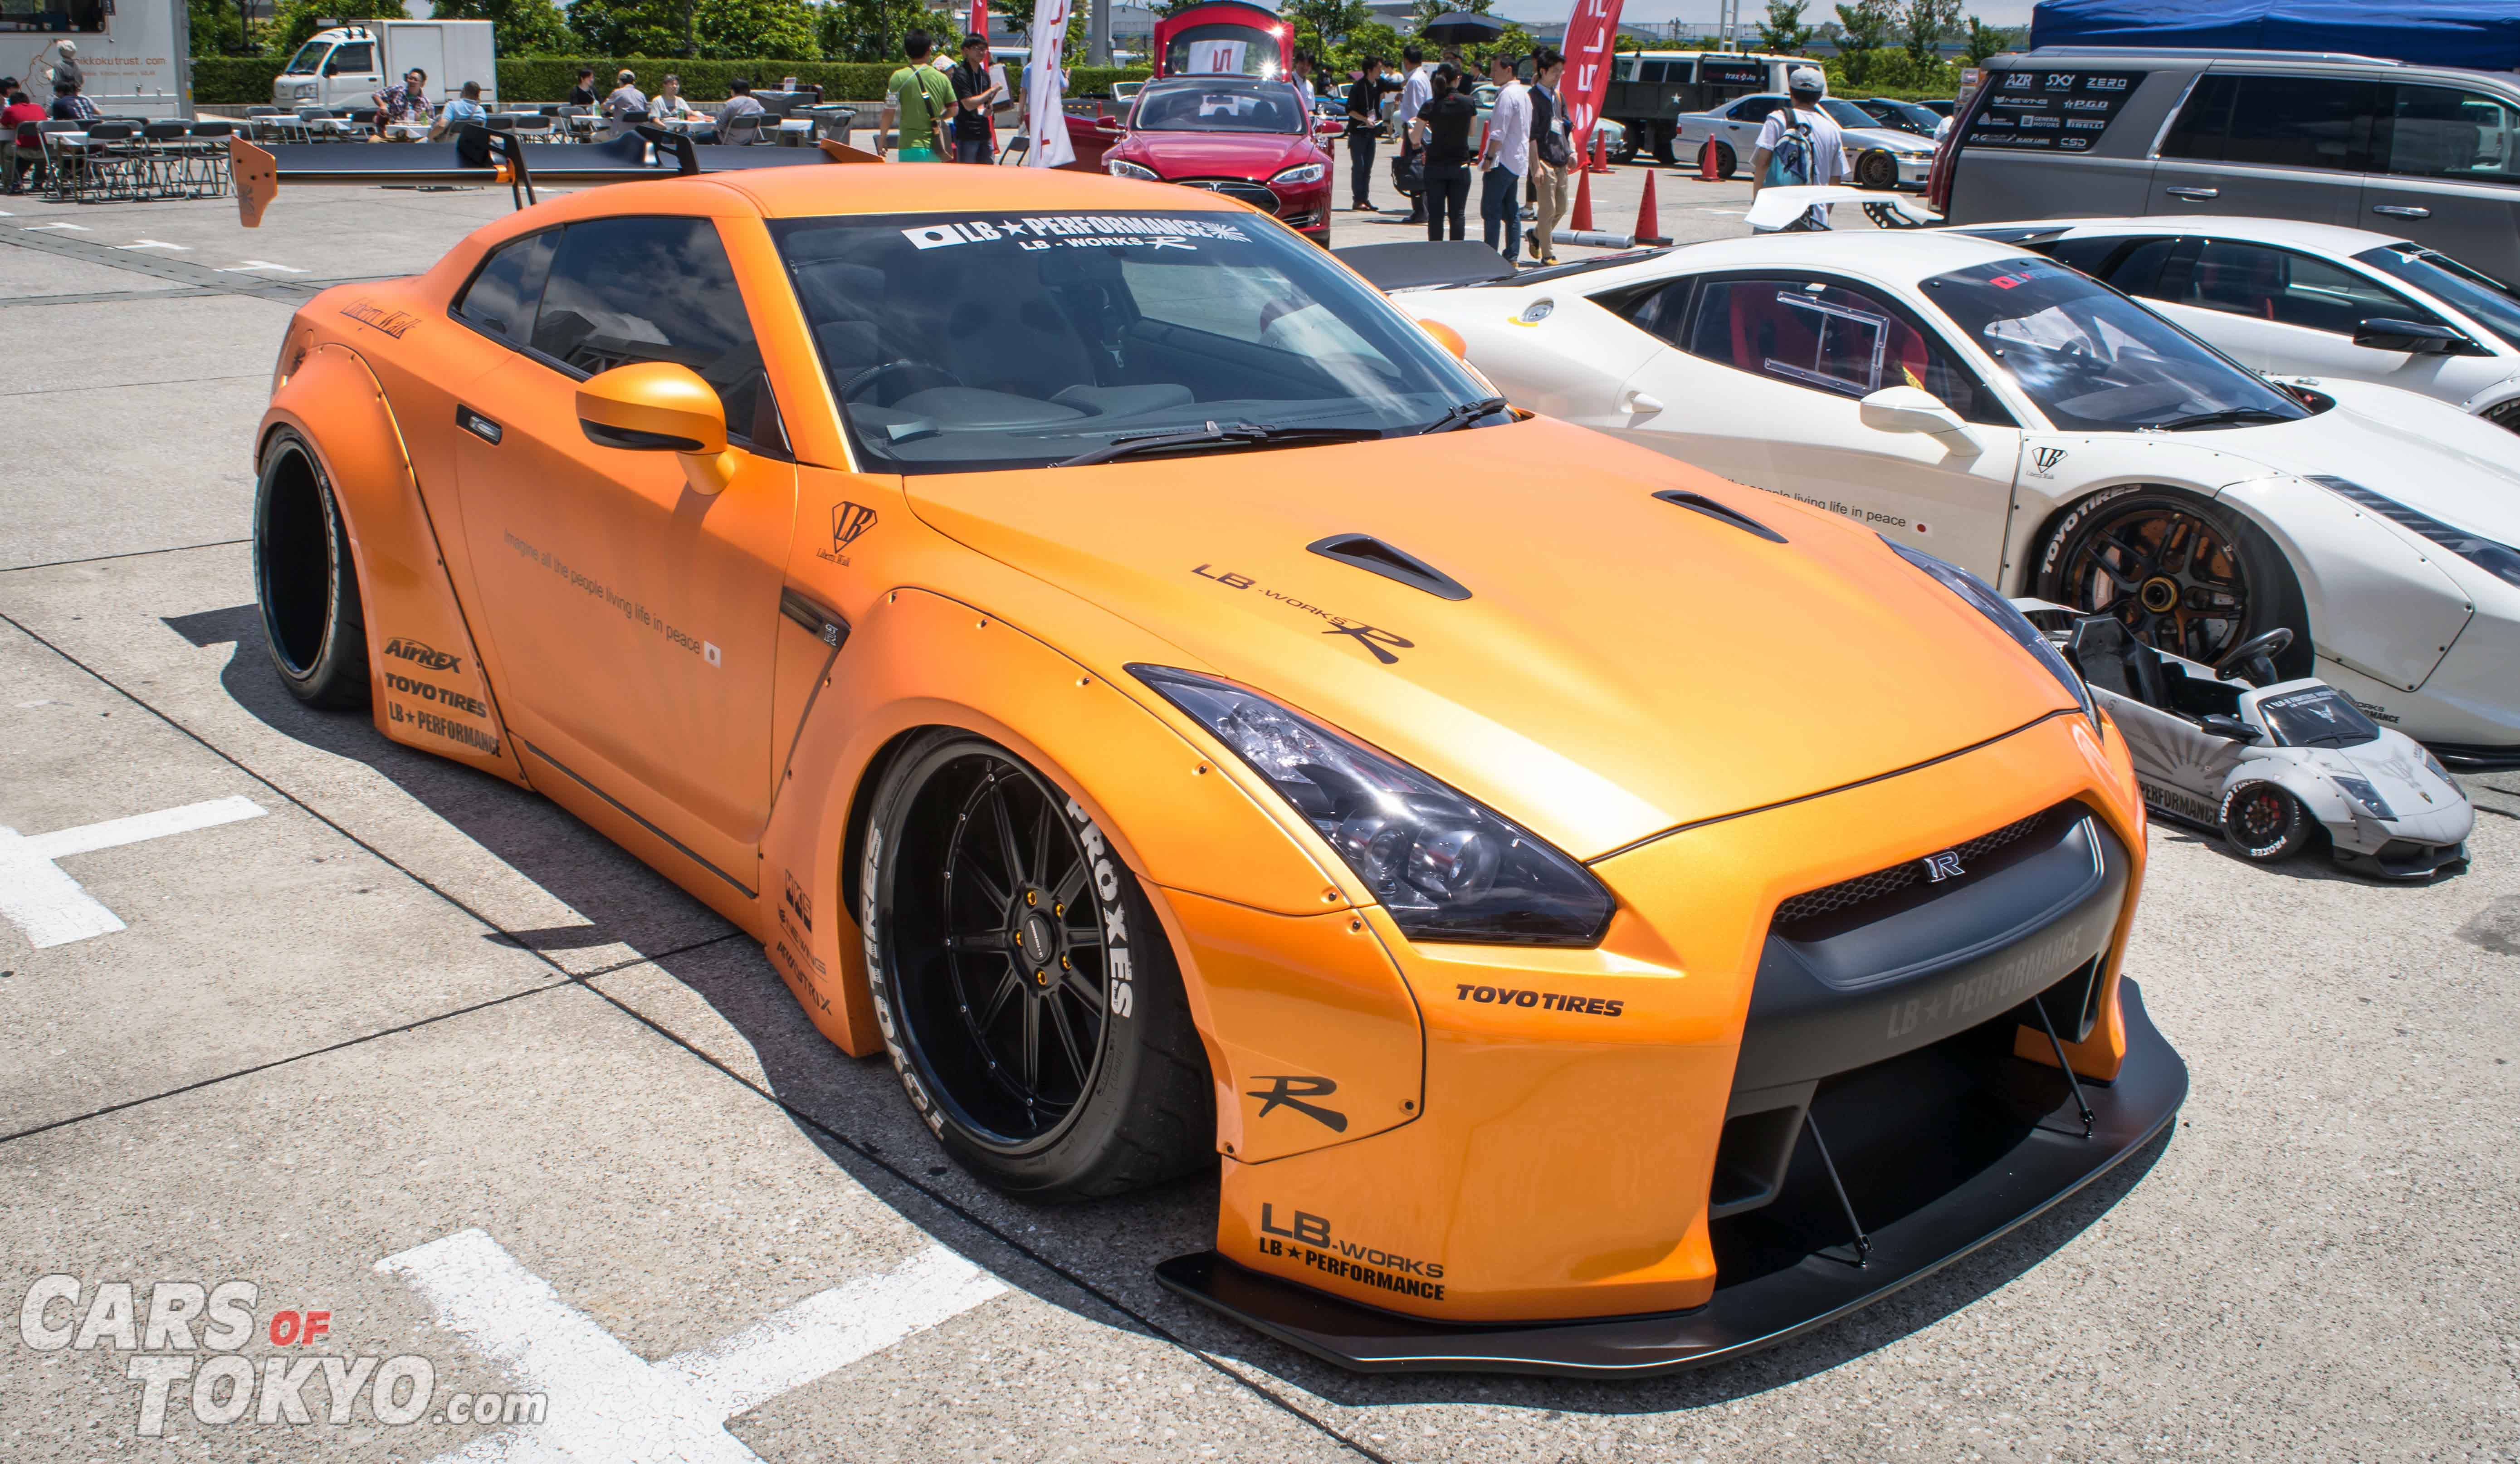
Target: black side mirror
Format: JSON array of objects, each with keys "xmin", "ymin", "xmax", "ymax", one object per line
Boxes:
[
  {"xmin": 2353, "ymin": 317, "xmax": 2474, "ymax": 354},
  {"xmin": 2199, "ymin": 713, "xmax": 2261, "ymax": 742}
]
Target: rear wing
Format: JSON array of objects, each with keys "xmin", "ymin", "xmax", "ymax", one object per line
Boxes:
[
  {"xmin": 1742, "ymin": 184, "xmax": 1942, "ymax": 232},
  {"xmin": 1331, "ymin": 240, "xmax": 1522, "ymax": 292},
  {"xmin": 229, "ymin": 124, "xmax": 881, "ymax": 228}
]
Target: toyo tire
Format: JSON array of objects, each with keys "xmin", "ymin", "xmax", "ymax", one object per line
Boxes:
[
  {"xmin": 2220, "ymin": 782, "xmax": 2312, "ymax": 862},
  {"xmin": 861, "ymin": 730, "xmax": 1212, "ymax": 1201},
  {"xmin": 2036, "ymin": 486, "xmax": 2313, "ymax": 680},
  {"xmin": 253, "ymin": 430, "xmax": 371, "ymax": 709}
]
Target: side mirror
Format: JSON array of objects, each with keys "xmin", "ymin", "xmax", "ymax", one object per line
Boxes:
[
  {"xmin": 1858, "ymin": 385, "xmax": 1982, "ymax": 455},
  {"xmin": 1417, "ymin": 318, "xmax": 1469, "ymax": 361},
  {"xmin": 576, "ymin": 361, "xmax": 737, "ymax": 495},
  {"xmin": 2199, "ymin": 712, "xmax": 2261, "ymax": 742},
  {"xmin": 2353, "ymin": 317, "xmax": 2471, "ymax": 354}
]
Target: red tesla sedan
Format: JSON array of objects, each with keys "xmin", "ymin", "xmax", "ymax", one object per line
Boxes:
[{"xmin": 1099, "ymin": 76, "xmax": 1332, "ymax": 246}]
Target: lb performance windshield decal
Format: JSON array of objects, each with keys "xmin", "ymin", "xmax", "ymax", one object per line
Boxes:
[{"xmin": 903, "ymin": 215, "xmax": 1253, "ymax": 251}]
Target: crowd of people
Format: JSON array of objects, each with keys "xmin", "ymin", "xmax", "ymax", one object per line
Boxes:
[
  {"xmin": 1347, "ymin": 45, "xmax": 1574, "ymax": 266},
  {"xmin": 348, "ymin": 63, "xmax": 821, "ymax": 146}
]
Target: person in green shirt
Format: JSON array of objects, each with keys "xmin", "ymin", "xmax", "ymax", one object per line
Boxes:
[{"xmin": 879, "ymin": 30, "xmax": 958, "ymax": 162}]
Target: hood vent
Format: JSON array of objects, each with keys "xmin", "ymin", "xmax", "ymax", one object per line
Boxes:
[
  {"xmin": 1306, "ymin": 534, "xmax": 1472, "ymax": 601},
  {"xmin": 1654, "ymin": 489, "xmax": 1787, "ymax": 544}
]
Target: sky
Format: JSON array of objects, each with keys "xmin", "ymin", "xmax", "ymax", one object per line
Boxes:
[{"xmin": 1484, "ymin": 0, "xmax": 2041, "ymax": 27}]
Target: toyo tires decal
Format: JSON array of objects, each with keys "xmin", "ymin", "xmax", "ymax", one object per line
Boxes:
[
  {"xmin": 1063, "ymin": 796, "xmax": 1133, "ymax": 1022},
  {"xmin": 2039, "ymin": 483, "xmax": 2144, "ymax": 580}
]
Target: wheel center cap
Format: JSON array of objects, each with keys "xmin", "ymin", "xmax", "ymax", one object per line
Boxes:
[
  {"xmin": 2140, "ymin": 576, "xmax": 2180, "ymax": 613},
  {"xmin": 1016, "ymin": 911, "xmax": 1055, "ymax": 966}
]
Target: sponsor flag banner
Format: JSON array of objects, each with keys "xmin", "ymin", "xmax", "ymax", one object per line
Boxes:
[
  {"xmin": 1023, "ymin": 0, "xmax": 1076, "ymax": 167},
  {"xmin": 1559, "ymin": 0, "xmax": 1626, "ymax": 166},
  {"xmin": 1187, "ymin": 39, "xmax": 1249, "ymax": 73}
]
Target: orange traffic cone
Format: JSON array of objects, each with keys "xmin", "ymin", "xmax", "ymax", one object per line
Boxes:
[
  {"xmin": 1635, "ymin": 166, "xmax": 1665, "ymax": 245},
  {"xmin": 1570, "ymin": 163, "xmax": 1594, "ymax": 232},
  {"xmin": 1698, "ymin": 137, "xmax": 1720, "ymax": 182},
  {"xmin": 1592, "ymin": 129, "xmax": 1611, "ymax": 173}
]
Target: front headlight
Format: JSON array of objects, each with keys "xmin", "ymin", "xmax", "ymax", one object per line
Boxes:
[
  {"xmin": 1105, "ymin": 159, "xmax": 1160, "ymax": 181},
  {"xmin": 1888, "ymin": 540, "xmax": 2101, "ymax": 732},
  {"xmin": 1270, "ymin": 162, "xmax": 1327, "ymax": 185},
  {"xmin": 2312, "ymin": 476, "xmax": 2520, "ymax": 590},
  {"xmin": 2330, "ymin": 774, "xmax": 2397, "ymax": 820},
  {"xmin": 1132, "ymin": 666, "xmax": 1616, "ymax": 946},
  {"xmin": 2420, "ymin": 746, "xmax": 2458, "ymax": 787}
]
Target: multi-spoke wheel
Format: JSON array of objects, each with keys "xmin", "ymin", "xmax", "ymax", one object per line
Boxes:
[
  {"xmin": 862, "ymin": 730, "xmax": 1211, "ymax": 1200},
  {"xmin": 1854, "ymin": 148, "xmax": 1899, "ymax": 190},
  {"xmin": 2221, "ymin": 782, "xmax": 2311, "ymax": 862},
  {"xmin": 2037, "ymin": 488, "xmax": 2310, "ymax": 678},
  {"xmin": 253, "ymin": 429, "xmax": 370, "ymax": 708}
]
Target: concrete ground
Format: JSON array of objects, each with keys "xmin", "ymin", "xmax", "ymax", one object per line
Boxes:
[{"xmin": 0, "ymin": 161, "xmax": 2513, "ymax": 1463}]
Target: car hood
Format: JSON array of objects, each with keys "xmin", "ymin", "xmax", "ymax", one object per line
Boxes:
[
  {"xmin": 1110, "ymin": 130, "xmax": 1319, "ymax": 178},
  {"xmin": 2199, "ymin": 380, "xmax": 2520, "ymax": 542},
  {"xmin": 904, "ymin": 416, "xmax": 2078, "ymax": 859}
]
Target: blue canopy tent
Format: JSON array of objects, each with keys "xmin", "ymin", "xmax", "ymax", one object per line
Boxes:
[{"xmin": 2028, "ymin": 0, "xmax": 2520, "ymax": 73}]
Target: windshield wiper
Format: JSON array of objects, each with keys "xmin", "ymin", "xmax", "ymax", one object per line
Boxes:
[
  {"xmin": 2153, "ymin": 407, "xmax": 2294, "ymax": 431},
  {"xmin": 1416, "ymin": 395, "xmax": 1511, "ymax": 434},
  {"xmin": 1053, "ymin": 420, "xmax": 1383, "ymax": 468}
]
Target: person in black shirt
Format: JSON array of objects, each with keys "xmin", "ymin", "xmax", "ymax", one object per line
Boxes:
[
  {"xmin": 567, "ymin": 67, "xmax": 598, "ymax": 107},
  {"xmin": 947, "ymin": 32, "xmax": 1002, "ymax": 163},
  {"xmin": 1344, "ymin": 57, "xmax": 1400, "ymax": 212},
  {"xmin": 1409, "ymin": 63, "xmax": 1476, "ymax": 241}
]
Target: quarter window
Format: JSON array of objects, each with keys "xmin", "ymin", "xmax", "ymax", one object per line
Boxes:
[
  {"xmin": 452, "ymin": 229, "xmax": 558, "ymax": 346},
  {"xmin": 527, "ymin": 216, "xmax": 774, "ymax": 445},
  {"xmin": 1681, "ymin": 276, "xmax": 2010, "ymax": 424},
  {"xmin": 2163, "ymin": 241, "xmax": 2425, "ymax": 336},
  {"xmin": 2385, "ymin": 85, "xmax": 2520, "ymax": 187}
]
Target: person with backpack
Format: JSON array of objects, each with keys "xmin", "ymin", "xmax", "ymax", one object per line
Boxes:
[
  {"xmin": 880, "ymin": 31, "xmax": 958, "ymax": 162},
  {"xmin": 1747, "ymin": 66, "xmax": 1850, "ymax": 233}
]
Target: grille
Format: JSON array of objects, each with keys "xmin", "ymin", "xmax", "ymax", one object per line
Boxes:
[
  {"xmin": 1773, "ymin": 808, "xmax": 2054, "ymax": 928},
  {"xmin": 1179, "ymin": 178, "xmax": 1279, "ymax": 213}
]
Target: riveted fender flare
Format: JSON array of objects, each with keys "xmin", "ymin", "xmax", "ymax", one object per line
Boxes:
[{"xmin": 260, "ymin": 345, "xmax": 523, "ymax": 783}]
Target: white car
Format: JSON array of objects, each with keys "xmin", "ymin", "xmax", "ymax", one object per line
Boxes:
[
  {"xmin": 1400, "ymin": 231, "xmax": 2520, "ymax": 764},
  {"xmin": 2017, "ymin": 604, "xmax": 2472, "ymax": 879},
  {"xmin": 1959, "ymin": 217, "xmax": 2520, "ymax": 432},
  {"xmin": 1671, "ymin": 93, "xmax": 1934, "ymax": 191}
]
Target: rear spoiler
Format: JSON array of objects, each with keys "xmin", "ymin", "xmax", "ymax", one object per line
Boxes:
[
  {"xmin": 229, "ymin": 123, "xmax": 881, "ymax": 228},
  {"xmin": 1744, "ymin": 184, "xmax": 1943, "ymax": 232}
]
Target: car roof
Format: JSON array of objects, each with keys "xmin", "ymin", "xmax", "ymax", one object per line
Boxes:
[
  {"xmin": 1541, "ymin": 229, "xmax": 2029, "ymax": 293},
  {"xmin": 712, "ymin": 163, "xmax": 1254, "ymax": 221},
  {"xmin": 1982, "ymin": 215, "xmax": 2411, "ymax": 256}
]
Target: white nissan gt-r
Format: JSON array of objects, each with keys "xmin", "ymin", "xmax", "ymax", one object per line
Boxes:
[
  {"xmin": 1955, "ymin": 217, "xmax": 2520, "ymax": 432},
  {"xmin": 1401, "ymin": 232, "xmax": 2520, "ymax": 765}
]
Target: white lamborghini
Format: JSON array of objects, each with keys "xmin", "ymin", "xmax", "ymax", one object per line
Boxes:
[{"xmin": 1399, "ymin": 230, "xmax": 2520, "ymax": 765}]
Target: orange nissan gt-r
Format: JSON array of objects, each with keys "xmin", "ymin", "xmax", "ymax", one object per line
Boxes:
[{"xmin": 251, "ymin": 161, "xmax": 2183, "ymax": 1375}]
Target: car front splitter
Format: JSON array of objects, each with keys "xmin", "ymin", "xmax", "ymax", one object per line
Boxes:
[{"xmin": 1156, "ymin": 980, "xmax": 2186, "ymax": 1378}]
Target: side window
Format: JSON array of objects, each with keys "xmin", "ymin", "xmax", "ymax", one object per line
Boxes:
[
  {"xmin": 2044, "ymin": 235, "xmax": 2178, "ymax": 297},
  {"xmin": 2167, "ymin": 241, "xmax": 2427, "ymax": 335},
  {"xmin": 326, "ymin": 42, "xmax": 374, "ymax": 75},
  {"xmin": 528, "ymin": 216, "xmax": 776, "ymax": 447},
  {"xmin": 1681, "ymin": 277, "xmax": 2011, "ymax": 425},
  {"xmin": 2385, "ymin": 86, "xmax": 2520, "ymax": 187},
  {"xmin": 1731, "ymin": 96, "xmax": 1780, "ymax": 124},
  {"xmin": 452, "ymin": 229, "xmax": 559, "ymax": 346},
  {"xmin": 2042, "ymin": 234, "xmax": 2139, "ymax": 278},
  {"xmin": 2221, "ymin": 75, "xmax": 2380, "ymax": 172},
  {"xmin": 2159, "ymin": 73, "xmax": 2236, "ymax": 160},
  {"xmin": 1616, "ymin": 279, "xmax": 1693, "ymax": 345}
]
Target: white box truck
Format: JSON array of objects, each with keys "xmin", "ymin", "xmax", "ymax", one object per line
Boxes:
[
  {"xmin": 0, "ymin": 0, "xmax": 191, "ymax": 118},
  {"xmin": 270, "ymin": 20, "xmax": 497, "ymax": 110}
]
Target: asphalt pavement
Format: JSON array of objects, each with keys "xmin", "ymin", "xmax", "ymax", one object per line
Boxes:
[{"xmin": 0, "ymin": 164, "xmax": 2513, "ymax": 1463}]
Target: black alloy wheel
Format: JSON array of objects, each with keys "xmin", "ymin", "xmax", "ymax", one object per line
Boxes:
[
  {"xmin": 253, "ymin": 431, "xmax": 371, "ymax": 709},
  {"xmin": 1855, "ymin": 148, "xmax": 1898, "ymax": 190},
  {"xmin": 863, "ymin": 731, "xmax": 1211, "ymax": 1200},
  {"xmin": 2039, "ymin": 490, "xmax": 2309, "ymax": 676},
  {"xmin": 2221, "ymin": 782, "xmax": 2311, "ymax": 862}
]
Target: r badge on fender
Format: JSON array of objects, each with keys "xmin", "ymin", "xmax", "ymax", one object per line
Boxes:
[{"xmin": 1247, "ymin": 1075, "xmax": 1347, "ymax": 1132}]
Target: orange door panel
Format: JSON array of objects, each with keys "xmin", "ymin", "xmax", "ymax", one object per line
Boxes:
[{"xmin": 452, "ymin": 350, "xmax": 798, "ymax": 888}]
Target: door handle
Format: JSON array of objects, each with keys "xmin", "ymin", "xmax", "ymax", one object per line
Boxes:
[
  {"xmin": 2164, "ymin": 185, "xmax": 2218, "ymax": 200},
  {"xmin": 456, "ymin": 404, "xmax": 503, "ymax": 445},
  {"xmin": 2371, "ymin": 204, "xmax": 2431, "ymax": 220},
  {"xmin": 1621, "ymin": 390, "xmax": 1665, "ymax": 416}
]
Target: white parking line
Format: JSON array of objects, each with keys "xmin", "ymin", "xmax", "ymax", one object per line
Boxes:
[
  {"xmin": 116, "ymin": 240, "xmax": 191, "ymax": 252},
  {"xmin": 0, "ymin": 795, "xmax": 267, "ymax": 947},
  {"xmin": 21, "ymin": 222, "xmax": 89, "ymax": 232},
  {"xmin": 383, "ymin": 1229, "xmax": 1005, "ymax": 1463},
  {"xmin": 217, "ymin": 260, "xmax": 309, "ymax": 274}
]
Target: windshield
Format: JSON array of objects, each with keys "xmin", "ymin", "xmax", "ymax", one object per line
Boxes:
[
  {"xmin": 1922, "ymin": 258, "xmax": 2309, "ymax": 432},
  {"xmin": 772, "ymin": 210, "xmax": 1495, "ymax": 473},
  {"xmin": 1817, "ymin": 99, "xmax": 1880, "ymax": 130},
  {"xmin": 1132, "ymin": 78, "xmax": 1304, "ymax": 133},
  {"xmin": 2256, "ymin": 686, "xmax": 2381, "ymax": 749},
  {"xmin": 283, "ymin": 41, "xmax": 331, "ymax": 75},
  {"xmin": 2357, "ymin": 243, "xmax": 2520, "ymax": 351},
  {"xmin": 1869, "ymin": 98, "xmax": 1938, "ymax": 130}
]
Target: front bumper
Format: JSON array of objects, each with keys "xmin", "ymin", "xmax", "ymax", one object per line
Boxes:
[{"xmin": 1159, "ymin": 979, "xmax": 2184, "ymax": 1376}]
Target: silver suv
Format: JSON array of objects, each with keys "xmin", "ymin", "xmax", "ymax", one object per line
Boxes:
[{"xmin": 1941, "ymin": 48, "xmax": 2520, "ymax": 287}]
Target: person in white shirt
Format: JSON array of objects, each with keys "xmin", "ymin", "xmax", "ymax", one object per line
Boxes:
[
  {"xmin": 1396, "ymin": 45, "xmax": 1433, "ymax": 224},
  {"xmin": 1748, "ymin": 65, "xmax": 1850, "ymax": 232},
  {"xmin": 1477, "ymin": 54, "xmax": 1531, "ymax": 263},
  {"xmin": 1289, "ymin": 52, "xmax": 1316, "ymax": 116}
]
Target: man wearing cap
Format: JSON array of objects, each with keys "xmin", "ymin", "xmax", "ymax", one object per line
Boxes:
[
  {"xmin": 603, "ymin": 69, "xmax": 648, "ymax": 136},
  {"xmin": 1747, "ymin": 65, "xmax": 1849, "ymax": 232}
]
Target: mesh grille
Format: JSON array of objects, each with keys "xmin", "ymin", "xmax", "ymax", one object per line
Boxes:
[
  {"xmin": 1773, "ymin": 808, "xmax": 2054, "ymax": 928},
  {"xmin": 1181, "ymin": 178, "xmax": 1279, "ymax": 213}
]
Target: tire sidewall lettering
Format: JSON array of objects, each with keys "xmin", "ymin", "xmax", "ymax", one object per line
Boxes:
[
  {"xmin": 2040, "ymin": 483, "xmax": 2144, "ymax": 582},
  {"xmin": 862, "ymin": 818, "xmax": 940, "ymax": 1130},
  {"xmin": 1064, "ymin": 796, "xmax": 1133, "ymax": 1025}
]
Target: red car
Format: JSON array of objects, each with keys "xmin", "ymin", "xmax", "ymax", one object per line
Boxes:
[{"xmin": 1099, "ymin": 76, "xmax": 1331, "ymax": 246}]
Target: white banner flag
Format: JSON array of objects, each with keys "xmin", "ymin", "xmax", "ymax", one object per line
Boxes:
[{"xmin": 1022, "ymin": 0, "xmax": 1075, "ymax": 167}]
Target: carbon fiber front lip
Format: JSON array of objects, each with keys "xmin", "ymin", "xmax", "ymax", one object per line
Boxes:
[{"xmin": 1155, "ymin": 981, "xmax": 2185, "ymax": 1377}]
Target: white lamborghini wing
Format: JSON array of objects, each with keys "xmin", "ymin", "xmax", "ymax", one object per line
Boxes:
[{"xmin": 1742, "ymin": 185, "xmax": 1943, "ymax": 232}]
